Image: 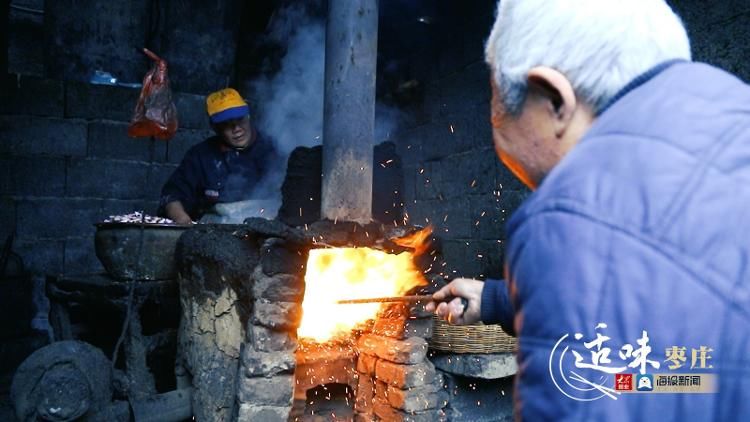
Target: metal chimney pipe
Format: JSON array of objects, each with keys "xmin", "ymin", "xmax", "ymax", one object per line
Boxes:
[{"xmin": 321, "ymin": 0, "xmax": 379, "ymax": 224}]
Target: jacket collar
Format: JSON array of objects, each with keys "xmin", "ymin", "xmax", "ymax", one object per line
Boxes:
[{"xmin": 598, "ymin": 59, "xmax": 688, "ymax": 115}]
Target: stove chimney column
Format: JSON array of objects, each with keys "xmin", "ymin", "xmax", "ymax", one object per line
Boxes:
[{"xmin": 321, "ymin": 0, "xmax": 379, "ymax": 224}]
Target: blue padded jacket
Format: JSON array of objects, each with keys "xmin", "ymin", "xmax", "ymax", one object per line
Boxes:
[{"xmin": 481, "ymin": 61, "xmax": 750, "ymax": 421}]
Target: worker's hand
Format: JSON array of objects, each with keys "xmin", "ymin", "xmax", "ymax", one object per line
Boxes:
[
  {"xmin": 165, "ymin": 201, "xmax": 193, "ymax": 225},
  {"xmin": 426, "ymin": 278, "xmax": 483, "ymax": 325}
]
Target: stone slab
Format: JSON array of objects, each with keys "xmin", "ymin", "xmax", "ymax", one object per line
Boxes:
[{"xmin": 430, "ymin": 353, "xmax": 517, "ymax": 379}]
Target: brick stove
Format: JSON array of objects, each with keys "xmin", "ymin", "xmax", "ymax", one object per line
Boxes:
[{"xmin": 175, "ymin": 218, "xmax": 450, "ymax": 421}]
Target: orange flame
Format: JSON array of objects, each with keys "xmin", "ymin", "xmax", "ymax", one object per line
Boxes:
[
  {"xmin": 391, "ymin": 225, "xmax": 433, "ymax": 256},
  {"xmin": 297, "ymin": 228, "xmax": 433, "ymax": 343}
]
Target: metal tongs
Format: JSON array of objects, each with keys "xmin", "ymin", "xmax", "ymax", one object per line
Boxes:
[{"xmin": 336, "ymin": 294, "xmax": 468, "ymax": 317}]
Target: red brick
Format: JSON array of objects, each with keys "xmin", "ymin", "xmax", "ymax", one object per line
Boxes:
[
  {"xmin": 357, "ymin": 334, "xmax": 428, "ymax": 364},
  {"xmin": 372, "ymin": 396, "xmax": 447, "ymax": 422},
  {"xmin": 386, "ymin": 382, "xmax": 447, "ymax": 412},
  {"xmin": 357, "ymin": 353, "xmax": 379, "ymax": 376},
  {"xmin": 375, "ymin": 359, "xmax": 437, "ymax": 388},
  {"xmin": 355, "ymin": 376, "xmax": 376, "ymax": 414},
  {"xmin": 372, "ymin": 317, "xmax": 433, "ymax": 339}
]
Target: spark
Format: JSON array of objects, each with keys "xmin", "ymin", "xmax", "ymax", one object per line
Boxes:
[
  {"xmin": 471, "ymin": 179, "xmax": 477, "ymax": 188},
  {"xmin": 481, "ymin": 211, "xmax": 486, "ymax": 217},
  {"xmin": 419, "ymin": 168, "xmax": 425, "ymax": 174},
  {"xmin": 449, "ymin": 124, "xmax": 454, "ymax": 133}
]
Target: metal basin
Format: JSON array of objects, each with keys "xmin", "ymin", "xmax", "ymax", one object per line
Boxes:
[{"xmin": 94, "ymin": 222, "xmax": 191, "ymax": 281}]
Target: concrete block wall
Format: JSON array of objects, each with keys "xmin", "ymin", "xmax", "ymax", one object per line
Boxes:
[
  {"xmin": 389, "ymin": 1, "xmax": 530, "ymax": 281},
  {"xmin": 0, "ymin": 74, "xmax": 213, "ymax": 276}
]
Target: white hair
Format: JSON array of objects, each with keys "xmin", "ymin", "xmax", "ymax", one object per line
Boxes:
[{"xmin": 485, "ymin": 0, "xmax": 691, "ymax": 115}]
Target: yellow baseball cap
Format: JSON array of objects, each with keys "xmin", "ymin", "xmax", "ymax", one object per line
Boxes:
[{"xmin": 206, "ymin": 88, "xmax": 250, "ymax": 123}]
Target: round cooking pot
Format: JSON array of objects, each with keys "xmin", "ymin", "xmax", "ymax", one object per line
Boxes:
[{"xmin": 94, "ymin": 222, "xmax": 191, "ymax": 281}]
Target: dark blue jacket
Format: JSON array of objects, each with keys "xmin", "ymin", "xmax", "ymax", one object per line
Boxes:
[
  {"xmin": 160, "ymin": 133, "xmax": 281, "ymax": 219},
  {"xmin": 482, "ymin": 62, "xmax": 750, "ymax": 420}
]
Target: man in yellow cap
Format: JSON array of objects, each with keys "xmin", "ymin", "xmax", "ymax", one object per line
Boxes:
[{"xmin": 159, "ymin": 88, "xmax": 281, "ymax": 223}]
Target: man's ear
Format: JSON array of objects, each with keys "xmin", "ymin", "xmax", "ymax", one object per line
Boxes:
[{"xmin": 526, "ymin": 67, "xmax": 577, "ymax": 137}]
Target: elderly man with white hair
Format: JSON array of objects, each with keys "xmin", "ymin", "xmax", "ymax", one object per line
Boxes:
[{"xmin": 428, "ymin": 0, "xmax": 750, "ymax": 420}]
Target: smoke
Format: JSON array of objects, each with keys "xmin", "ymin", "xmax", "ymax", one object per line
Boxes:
[
  {"xmin": 251, "ymin": 3, "xmax": 326, "ymax": 156},
  {"xmin": 217, "ymin": 2, "xmax": 325, "ymax": 222},
  {"xmin": 217, "ymin": 1, "xmax": 405, "ymax": 223}
]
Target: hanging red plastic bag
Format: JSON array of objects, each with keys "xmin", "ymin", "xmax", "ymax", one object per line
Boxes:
[{"xmin": 127, "ymin": 48, "xmax": 178, "ymax": 140}]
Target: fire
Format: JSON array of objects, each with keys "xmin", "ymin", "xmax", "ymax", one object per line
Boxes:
[
  {"xmin": 298, "ymin": 228, "xmax": 432, "ymax": 342},
  {"xmin": 392, "ymin": 226, "xmax": 433, "ymax": 255}
]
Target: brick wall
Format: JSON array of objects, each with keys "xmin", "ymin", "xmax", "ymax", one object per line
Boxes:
[
  {"xmin": 388, "ymin": 1, "xmax": 529, "ymax": 280},
  {"xmin": 0, "ymin": 74, "xmax": 213, "ymax": 275}
]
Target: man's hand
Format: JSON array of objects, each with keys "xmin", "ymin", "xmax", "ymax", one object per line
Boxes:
[
  {"xmin": 164, "ymin": 201, "xmax": 193, "ymax": 225},
  {"xmin": 425, "ymin": 278, "xmax": 484, "ymax": 325}
]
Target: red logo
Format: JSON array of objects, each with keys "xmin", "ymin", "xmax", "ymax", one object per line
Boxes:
[{"xmin": 615, "ymin": 374, "xmax": 633, "ymax": 391}]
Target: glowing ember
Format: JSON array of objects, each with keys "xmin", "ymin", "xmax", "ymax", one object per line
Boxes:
[{"xmin": 298, "ymin": 228, "xmax": 432, "ymax": 342}]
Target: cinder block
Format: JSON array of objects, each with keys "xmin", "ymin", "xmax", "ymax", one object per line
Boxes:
[
  {"xmin": 0, "ymin": 159, "xmax": 10, "ymax": 194},
  {"xmin": 439, "ymin": 62, "xmax": 491, "ymax": 116},
  {"xmin": 6, "ymin": 156, "xmax": 66, "ymax": 196},
  {"xmin": 471, "ymin": 194, "xmax": 505, "ymax": 240},
  {"xmin": 464, "ymin": 240, "xmax": 504, "ymax": 279},
  {"xmin": 64, "ymin": 80, "xmax": 139, "ymax": 121},
  {"xmin": 63, "ymin": 237, "xmax": 103, "ymax": 275},
  {"xmin": 401, "ymin": 165, "xmax": 417, "ymax": 206},
  {"xmin": 15, "ymin": 239, "xmax": 65, "ymax": 275},
  {"xmin": 495, "ymin": 160, "xmax": 527, "ymax": 191},
  {"xmin": 441, "ymin": 240, "xmax": 482, "ymax": 279},
  {"xmin": 0, "ymin": 115, "xmax": 87, "ymax": 156},
  {"xmin": 420, "ymin": 199, "xmax": 471, "ymax": 240},
  {"xmin": 499, "ymin": 190, "xmax": 529, "ymax": 220},
  {"xmin": 252, "ymin": 269, "xmax": 305, "ymax": 302},
  {"xmin": 146, "ymin": 163, "xmax": 179, "ymax": 200},
  {"xmin": 88, "ymin": 120, "xmax": 167, "ymax": 162},
  {"xmin": 237, "ymin": 404, "xmax": 292, "ymax": 422},
  {"xmin": 241, "ymin": 346, "xmax": 295, "ymax": 377},
  {"xmin": 246, "ymin": 324, "xmax": 297, "ymax": 353},
  {"xmin": 66, "ymin": 158, "xmax": 151, "ymax": 200},
  {"xmin": 173, "ymin": 92, "xmax": 210, "ymax": 130},
  {"xmin": 16, "ymin": 198, "xmax": 102, "ymax": 240},
  {"xmin": 0, "ymin": 75, "xmax": 64, "ymax": 117},
  {"xmin": 0, "ymin": 197, "xmax": 17, "ymax": 241},
  {"xmin": 237, "ymin": 375, "xmax": 294, "ymax": 406},
  {"xmin": 251, "ymin": 300, "xmax": 302, "ymax": 331},
  {"xmin": 166, "ymin": 128, "xmax": 212, "ymax": 163}
]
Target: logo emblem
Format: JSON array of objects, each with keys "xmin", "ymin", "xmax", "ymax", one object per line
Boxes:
[
  {"xmin": 615, "ymin": 374, "xmax": 633, "ymax": 391},
  {"xmin": 636, "ymin": 374, "xmax": 654, "ymax": 391}
]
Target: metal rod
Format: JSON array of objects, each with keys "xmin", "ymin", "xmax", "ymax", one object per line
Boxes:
[{"xmin": 337, "ymin": 295, "xmax": 434, "ymax": 304}]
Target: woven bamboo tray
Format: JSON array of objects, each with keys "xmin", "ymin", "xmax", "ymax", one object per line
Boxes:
[{"xmin": 429, "ymin": 316, "xmax": 517, "ymax": 353}]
